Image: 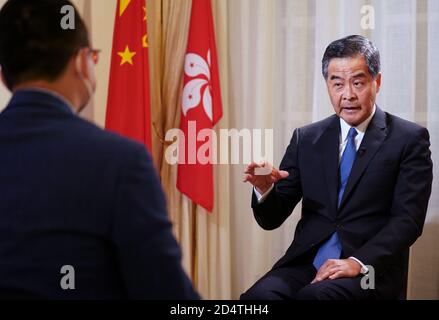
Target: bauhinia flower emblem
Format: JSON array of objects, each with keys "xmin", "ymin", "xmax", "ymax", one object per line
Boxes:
[{"xmin": 182, "ymin": 50, "xmax": 213, "ymax": 121}]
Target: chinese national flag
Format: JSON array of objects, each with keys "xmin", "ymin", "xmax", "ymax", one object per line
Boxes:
[
  {"xmin": 177, "ymin": 0, "xmax": 223, "ymax": 212},
  {"xmin": 105, "ymin": 0, "xmax": 151, "ymax": 152}
]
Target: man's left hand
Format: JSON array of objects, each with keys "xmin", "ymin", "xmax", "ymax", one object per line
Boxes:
[{"xmin": 311, "ymin": 258, "xmax": 362, "ymax": 284}]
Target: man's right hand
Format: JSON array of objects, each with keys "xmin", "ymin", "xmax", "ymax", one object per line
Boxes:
[{"xmin": 243, "ymin": 162, "xmax": 289, "ymax": 195}]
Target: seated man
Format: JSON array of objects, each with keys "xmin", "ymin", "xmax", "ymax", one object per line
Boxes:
[
  {"xmin": 0, "ymin": 0, "xmax": 198, "ymax": 299},
  {"xmin": 242, "ymin": 35, "xmax": 433, "ymax": 300}
]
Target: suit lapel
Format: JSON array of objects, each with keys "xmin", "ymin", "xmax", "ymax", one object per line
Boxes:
[
  {"xmin": 338, "ymin": 107, "xmax": 388, "ymax": 210},
  {"xmin": 317, "ymin": 116, "xmax": 340, "ymax": 215}
]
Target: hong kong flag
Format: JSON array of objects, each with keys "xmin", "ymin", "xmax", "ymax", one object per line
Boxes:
[{"xmin": 177, "ymin": 0, "xmax": 223, "ymax": 212}]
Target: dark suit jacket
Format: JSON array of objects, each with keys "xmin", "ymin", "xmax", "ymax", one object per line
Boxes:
[
  {"xmin": 252, "ymin": 107, "xmax": 433, "ymax": 295},
  {"xmin": 0, "ymin": 90, "xmax": 198, "ymax": 299}
]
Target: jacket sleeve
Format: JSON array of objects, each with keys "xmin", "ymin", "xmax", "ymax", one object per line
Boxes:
[
  {"xmin": 110, "ymin": 145, "xmax": 199, "ymax": 299},
  {"xmin": 251, "ymin": 128, "xmax": 303, "ymax": 230},
  {"xmin": 352, "ymin": 127, "xmax": 433, "ymax": 272}
]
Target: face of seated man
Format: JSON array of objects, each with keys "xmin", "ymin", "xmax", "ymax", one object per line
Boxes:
[{"xmin": 326, "ymin": 55, "xmax": 381, "ymax": 127}]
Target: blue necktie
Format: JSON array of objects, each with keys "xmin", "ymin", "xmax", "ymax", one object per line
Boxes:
[{"xmin": 313, "ymin": 127, "xmax": 358, "ymax": 270}]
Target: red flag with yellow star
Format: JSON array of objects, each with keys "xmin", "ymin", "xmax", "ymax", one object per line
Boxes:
[
  {"xmin": 105, "ymin": 0, "xmax": 151, "ymax": 152},
  {"xmin": 177, "ymin": 0, "xmax": 223, "ymax": 212}
]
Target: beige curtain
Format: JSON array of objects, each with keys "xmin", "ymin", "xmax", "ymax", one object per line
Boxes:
[
  {"xmin": 148, "ymin": 0, "xmax": 232, "ymax": 299},
  {"xmin": 148, "ymin": 0, "xmax": 194, "ymax": 287}
]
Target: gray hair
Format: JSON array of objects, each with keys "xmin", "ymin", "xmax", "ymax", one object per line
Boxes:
[{"xmin": 322, "ymin": 35, "xmax": 380, "ymax": 80}]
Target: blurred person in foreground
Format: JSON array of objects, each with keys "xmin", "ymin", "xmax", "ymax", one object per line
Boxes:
[{"xmin": 0, "ymin": 0, "xmax": 198, "ymax": 300}]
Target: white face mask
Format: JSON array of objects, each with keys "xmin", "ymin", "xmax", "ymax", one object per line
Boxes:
[{"xmin": 75, "ymin": 52, "xmax": 95, "ymax": 114}]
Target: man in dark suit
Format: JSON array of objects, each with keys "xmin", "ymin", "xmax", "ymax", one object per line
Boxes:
[
  {"xmin": 242, "ymin": 35, "xmax": 433, "ymax": 300},
  {"xmin": 0, "ymin": 0, "xmax": 198, "ymax": 299}
]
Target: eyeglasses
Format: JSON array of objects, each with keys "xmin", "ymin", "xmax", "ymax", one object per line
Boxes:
[{"xmin": 88, "ymin": 48, "xmax": 101, "ymax": 65}]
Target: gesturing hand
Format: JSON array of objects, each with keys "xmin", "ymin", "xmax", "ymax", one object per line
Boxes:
[{"xmin": 243, "ymin": 161, "xmax": 289, "ymax": 194}]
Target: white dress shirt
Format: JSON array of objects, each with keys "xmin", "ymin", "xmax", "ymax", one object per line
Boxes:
[{"xmin": 338, "ymin": 105, "xmax": 376, "ymax": 160}]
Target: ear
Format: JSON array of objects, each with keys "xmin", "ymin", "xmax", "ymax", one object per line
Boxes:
[{"xmin": 375, "ymin": 73, "xmax": 382, "ymax": 94}]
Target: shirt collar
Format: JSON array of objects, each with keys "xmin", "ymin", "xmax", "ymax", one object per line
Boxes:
[{"xmin": 340, "ymin": 104, "xmax": 376, "ymax": 142}]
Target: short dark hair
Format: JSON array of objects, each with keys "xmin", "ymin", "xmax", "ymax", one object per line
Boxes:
[
  {"xmin": 0, "ymin": 0, "xmax": 89, "ymax": 89},
  {"xmin": 322, "ymin": 35, "xmax": 380, "ymax": 80}
]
